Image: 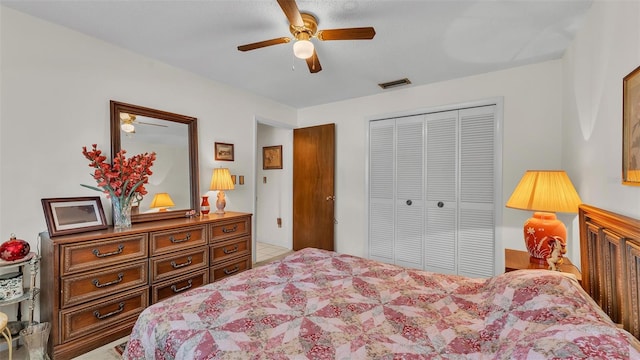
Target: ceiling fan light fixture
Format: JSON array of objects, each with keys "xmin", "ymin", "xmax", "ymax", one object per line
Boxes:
[
  {"xmin": 121, "ymin": 121, "xmax": 135, "ymax": 133},
  {"xmin": 293, "ymin": 39, "xmax": 314, "ymax": 59}
]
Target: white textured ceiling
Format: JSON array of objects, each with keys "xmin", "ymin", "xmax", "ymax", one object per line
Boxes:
[{"xmin": 1, "ymin": 0, "xmax": 593, "ymax": 108}]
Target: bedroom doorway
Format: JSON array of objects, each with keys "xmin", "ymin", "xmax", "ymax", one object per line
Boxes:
[{"xmin": 255, "ymin": 120, "xmax": 294, "ymax": 264}]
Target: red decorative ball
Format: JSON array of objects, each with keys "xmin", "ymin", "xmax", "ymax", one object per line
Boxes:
[{"xmin": 0, "ymin": 234, "xmax": 30, "ymax": 261}]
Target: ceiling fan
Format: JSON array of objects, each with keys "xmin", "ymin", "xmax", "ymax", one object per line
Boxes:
[
  {"xmin": 237, "ymin": 0, "xmax": 376, "ymax": 73},
  {"xmin": 120, "ymin": 113, "xmax": 167, "ymax": 134}
]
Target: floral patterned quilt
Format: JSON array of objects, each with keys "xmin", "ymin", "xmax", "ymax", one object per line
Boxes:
[{"xmin": 124, "ymin": 248, "xmax": 640, "ymax": 359}]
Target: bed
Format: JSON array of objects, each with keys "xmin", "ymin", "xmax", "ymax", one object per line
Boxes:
[{"xmin": 124, "ymin": 205, "xmax": 640, "ymax": 359}]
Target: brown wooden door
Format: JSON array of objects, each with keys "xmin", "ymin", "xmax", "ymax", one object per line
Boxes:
[{"xmin": 293, "ymin": 123, "xmax": 335, "ymax": 251}]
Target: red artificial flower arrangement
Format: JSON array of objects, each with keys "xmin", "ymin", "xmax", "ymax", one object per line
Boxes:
[{"xmin": 81, "ymin": 144, "xmax": 157, "ymax": 206}]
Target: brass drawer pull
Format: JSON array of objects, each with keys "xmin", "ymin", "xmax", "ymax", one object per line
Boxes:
[
  {"xmin": 170, "ymin": 256, "xmax": 193, "ymax": 269},
  {"xmin": 169, "ymin": 233, "xmax": 191, "ymax": 244},
  {"xmin": 92, "ymin": 244, "xmax": 124, "ymax": 258},
  {"xmin": 171, "ymin": 279, "xmax": 193, "ymax": 293},
  {"xmin": 94, "ymin": 302, "xmax": 125, "ymax": 320},
  {"xmin": 222, "ymin": 225, "xmax": 238, "ymax": 234},
  {"xmin": 223, "ymin": 245, "xmax": 238, "ymax": 254},
  {"xmin": 223, "ymin": 266, "xmax": 239, "ymax": 275},
  {"xmin": 92, "ymin": 272, "xmax": 124, "ymax": 288}
]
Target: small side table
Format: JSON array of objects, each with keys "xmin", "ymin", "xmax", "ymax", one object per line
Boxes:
[
  {"xmin": 0, "ymin": 252, "xmax": 40, "ymax": 347},
  {"xmin": 505, "ymin": 248, "xmax": 582, "ymax": 285}
]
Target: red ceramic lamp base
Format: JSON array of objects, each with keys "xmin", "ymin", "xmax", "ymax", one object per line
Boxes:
[{"xmin": 523, "ymin": 212, "xmax": 567, "ymax": 264}]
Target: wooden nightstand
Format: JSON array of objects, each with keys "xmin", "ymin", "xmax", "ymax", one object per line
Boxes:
[{"xmin": 505, "ymin": 248, "xmax": 582, "ymax": 284}]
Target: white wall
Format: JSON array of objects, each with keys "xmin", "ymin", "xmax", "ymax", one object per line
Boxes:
[
  {"xmin": 256, "ymin": 123, "xmax": 292, "ymax": 249},
  {"xmin": 562, "ymin": 1, "xmax": 640, "ymax": 261},
  {"xmin": 298, "ymin": 60, "xmax": 565, "ymax": 262},
  {"xmin": 0, "ymin": 7, "xmax": 297, "ymax": 269}
]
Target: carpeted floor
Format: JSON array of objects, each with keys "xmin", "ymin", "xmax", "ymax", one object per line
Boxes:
[{"xmin": 115, "ymin": 341, "xmax": 127, "ymax": 355}]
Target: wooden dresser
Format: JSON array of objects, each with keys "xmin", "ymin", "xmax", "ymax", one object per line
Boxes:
[{"xmin": 40, "ymin": 211, "xmax": 252, "ymax": 360}]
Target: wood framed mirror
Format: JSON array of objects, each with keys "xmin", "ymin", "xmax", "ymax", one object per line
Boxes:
[{"xmin": 110, "ymin": 100, "xmax": 199, "ymax": 223}]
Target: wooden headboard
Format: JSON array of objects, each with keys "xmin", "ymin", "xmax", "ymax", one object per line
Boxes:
[{"xmin": 579, "ymin": 204, "xmax": 640, "ymax": 340}]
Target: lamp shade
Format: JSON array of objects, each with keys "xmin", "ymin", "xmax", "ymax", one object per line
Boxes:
[
  {"xmin": 293, "ymin": 39, "xmax": 314, "ymax": 59},
  {"xmin": 210, "ymin": 168, "xmax": 235, "ymax": 191},
  {"xmin": 506, "ymin": 170, "xmax": 582, "ymax": 213},
  {"xmin": 149, "ymin": 193, "xmax": 175, "ymax": 210}
]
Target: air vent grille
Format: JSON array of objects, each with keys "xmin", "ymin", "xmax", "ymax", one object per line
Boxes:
[{"xmin": 378, "ymin": 78, "xmax": 411, "ymax": 90}]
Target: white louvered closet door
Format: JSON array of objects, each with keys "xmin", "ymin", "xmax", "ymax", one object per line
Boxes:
[
  {"xmin": 458, "ymin": 106, "xmax": 496, "ymax": 277},
  {"xmin": 368, "ymin": 120, "xmax": 395, "ymax": 263},
  {"xmin": 369, "ymin": 104, "xmax": 497, "ymax": 276},
  {"xmin": 424, "ymin": 111, "xmax": 458, "ymax": 274},
  {"xmin": 395, "ymin": 116, "xmax": 425, "ymax": 269}
]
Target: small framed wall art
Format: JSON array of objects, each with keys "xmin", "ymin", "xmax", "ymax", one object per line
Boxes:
[
  {"xmin": 622, "ymin": 65, "xmax": 640, "ymax": 185},
  {"xmin": 41, "ymin": 196, "xmax": 108, "ymax": 237},
  {"xmin": 215, "ymin": 142, "xmax": 234, "ymax": 161},
  {"xmin": 263, "ymin": 145, "xmax": 283, "ymax": 170}
]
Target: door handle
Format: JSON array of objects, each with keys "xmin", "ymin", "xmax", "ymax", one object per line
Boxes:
[{"xmin": 326, "ymin": 196, "xmax": 336, "ymax": 201}]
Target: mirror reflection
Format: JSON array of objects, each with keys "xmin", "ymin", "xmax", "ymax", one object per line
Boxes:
[
  {"xmin": 120, "ymin": 114, "xmax": 190, "ymax": 213},
  {"xmin": 111, "ymin": 101, "xmax": 199, "ymax": 223}
]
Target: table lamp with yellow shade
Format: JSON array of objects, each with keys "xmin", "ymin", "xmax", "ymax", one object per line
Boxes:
[
  {"xmin": 149, "ymin": 192, "xmax": 175, "ymax": 212},
  {"xmin": 506, "ymin": 170, "xmax": 582, "ymax": 264},
  {"xmin": 210, "ymin": 168, "xmax": 235, "ymax": 215}
]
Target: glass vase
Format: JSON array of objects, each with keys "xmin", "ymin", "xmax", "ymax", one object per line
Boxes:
[
  {"xmin": 112, "ymin": 197, "xmax": 132, "ymax": 230},
  {"xmin": 19, "ymin": 322, "xmax": 51, "ymax": 360}
]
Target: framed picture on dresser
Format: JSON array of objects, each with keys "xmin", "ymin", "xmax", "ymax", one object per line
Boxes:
[{"xmin": 41, "ymin": 196, "xmax": 108, "ymax": 236}]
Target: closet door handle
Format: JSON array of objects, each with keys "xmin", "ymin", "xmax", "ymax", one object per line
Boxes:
[
  {"xmin": 406, "ymin": 200, "xmax": 412, "ymax": 206},
  {"xmin": 437, "ymin": 201, "xmax": 444, "ymax": 208}
]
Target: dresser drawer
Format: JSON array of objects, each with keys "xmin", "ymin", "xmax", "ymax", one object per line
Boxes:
[
  {"xmin": 61, "ymin": 234, "xmax": 148, "ymax": 276},
  {"xmin": 210, "ymin": 216, "xmax": 251, "ymax": 243},
  {"xmin": 150, "ymin": 247, "xmax": 208, "ymax": 283},
  {"xmin": 150, "ymin": 225, "xmax": 207, "ymax": 256},
  {"xmin": 210, "ymin": 256, "xmax": 251, "ymax": 282},
  {"xmin": 151, "ymin": 268, "xmax": 209, "ymax": 303},
  {"xmin": 210, "ymin": 236, "xmax": 251, "ymax": 265},
  {"xmin": 61, "ymin": 260, "xmax": 148, "ymax": 308},
  {"xmin": 60, "ymin": 287, "xmax": 148, "ymax": 343}
]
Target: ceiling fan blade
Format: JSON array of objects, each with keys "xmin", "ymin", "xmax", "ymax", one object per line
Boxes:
[
  {"xmin": 277, "ymin": 0, "xmax": 304, "ymax": 27},
  {"xmin": 317, "ymin": 27, "xmax": 376, "ymax": 41},
  {"xmin": 138, "ymin": 121, "xmax": 168, "ymax": 128},
  {"xmin": 305, "ymin": 50, "xmax": 322, "ymax": 73},
  {"xmin": 237, "ymin": 37, "xmax": 291, "ymax": 52}
]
